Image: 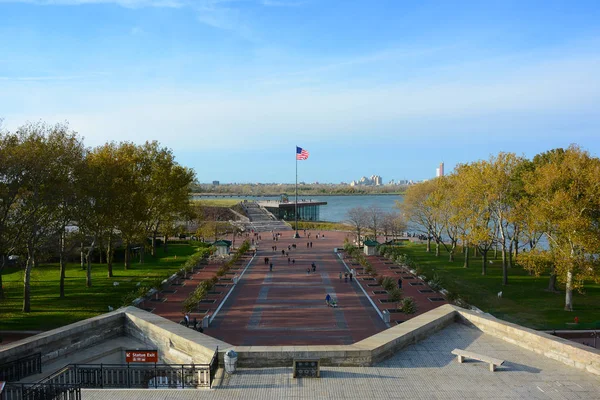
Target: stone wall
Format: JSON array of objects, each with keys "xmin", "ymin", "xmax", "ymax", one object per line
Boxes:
[
  {"xmin": 455, "ymin": 307, "xmax": 600, "ymax": 376},
  {"xmin": 233, "ymin": 305, "xmax": 457, "ymax": 367},
  {"xmin": 0, "ymin": 310, "xmax": 124, "ymax": 365},
  {"xmin": 123, "ymin": 307, "xmax": 231, "ymax": 365}
]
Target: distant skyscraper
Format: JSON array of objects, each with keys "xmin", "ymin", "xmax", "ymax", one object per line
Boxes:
[{"xmin": 436, "ymin": 162, "xmax": 445, "ymax": 178}]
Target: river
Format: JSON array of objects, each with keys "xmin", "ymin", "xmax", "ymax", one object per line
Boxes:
[{"xmin": 192, "ymin": 194, "xmax": 403, "ymax": 223}]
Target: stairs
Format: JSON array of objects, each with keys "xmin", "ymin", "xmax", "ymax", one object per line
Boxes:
[{"xmin": 242, "ymin": 202, "xmax": 292, "ymax": 232}]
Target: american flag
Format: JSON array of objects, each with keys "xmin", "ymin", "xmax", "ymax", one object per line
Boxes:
[{"xmin": 296, "ymin": 146, "xmax": 309, "ymax": 160}]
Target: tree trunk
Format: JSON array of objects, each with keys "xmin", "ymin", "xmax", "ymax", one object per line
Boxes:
[
  {"xmin": 508, "ymin": 239, "xmax": 514, "ymax": 269},
  {"xmin": 435, "ymin": 242, "xmax": 440, "ymax": 257},
  {"xmin": 59, "ymin": 231, "xmax": 66, "ymax": 298},
  {"xmin": 426, "ymin": 235, "xmax": 431, "ymax": 253},
  {"xmin": 124, "ymin": 241, "xmax": 130, "ymax": 270},
  {"xmin": 140, "ymin": 245, "xmax": 145, "ymax": 264},
  {"xmin": 547, "ymin": 269, "xmax": 558, "ymax": 292},
  {"xmin": 80, "ymin": 241, "xmax": 85, "ymax": 270},
  {"xmin": 107, "ymin": 232, "xmax": 113, "ymax": 278},
  {"xmin": 151, "ymin": 228, "xmax": 158, "ymax": 257},
  {"xmin": 23, "ymin": 251, "xmax": 34, "ymax": 312},
  {"xmin": 449, "ymin": 250, "xmax": 454, "ymax": 262},
  {"xmin": 0, "ymin": 255, "xmax": 6, "ymax": 299},
  {"xmin": 494, "ymin": 245, "xmax": 498, "ymax": 259},
  {"xmin": 464, "ymin": 244, "xmax": 469, "ymax": 268},
  {"xmin": 501, "ymin": 241, "xmax": 508, "ymax": 285},
  {"xmin": 564, "ymin": 269, "xmax": 573, "ymax": 311},
  {"xmin": 163, "ymin": 234, "xmax": 168, "ymax": 254},
  {"xmin": 86, "ymin": 237, "xmax": 96, "ymax": 288},
  {"xmin": 481, "ymin": 249, "xmax": 487, "ymax": 275}
]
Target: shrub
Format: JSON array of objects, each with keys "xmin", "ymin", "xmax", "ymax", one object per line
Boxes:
[
  {"xmin": 381, "ymin": 277, "xmax": 396, "ymax": 291},
  {"xmin": 428, "ymin": 273, "xmax": 443, "ymax": 292},
  {"xmin": 400, "ymin": 297, "xmax": 417, "ymax": 314},
  {"xmin": 388, "ymin": 288, "xmax": 403, "ymax": 305}
]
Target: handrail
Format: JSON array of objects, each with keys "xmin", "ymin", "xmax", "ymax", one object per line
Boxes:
[{"xmin": 0, "ymin": 352, "xmax": 42, "ymax": 382}]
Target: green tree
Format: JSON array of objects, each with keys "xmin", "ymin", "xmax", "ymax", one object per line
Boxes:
[{"xmin": 519, "ymin": 145, "xmax": 600, "ymax": 311}]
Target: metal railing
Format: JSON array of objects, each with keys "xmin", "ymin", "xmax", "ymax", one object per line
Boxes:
[
  {"xmin": 0, "ymin": 353, "xmax": 42, "ymax": 382},
  {"xmin": 25, "ymin": 347, "xmax": 219, "ymax": 390},
  {"xmin": 1, "ymin": 383, "xmax": 80, "ymax": 400}
]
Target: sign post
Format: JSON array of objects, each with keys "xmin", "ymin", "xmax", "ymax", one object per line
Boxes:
[{"xmin": 125, "ymin": 350, "xmax": 158, "ymax": 363}]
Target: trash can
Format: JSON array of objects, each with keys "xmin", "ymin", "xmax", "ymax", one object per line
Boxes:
[
  {"xmin": 224, "ymin": 350, "xmax": 238, "ymax": 374},
  {"xmin": 202, "ymin": 315, "xmax": 210, "ymax": 328},
  {"xmin": 382, "ymin": 310, "xmax": 390, "ymax": 323}
]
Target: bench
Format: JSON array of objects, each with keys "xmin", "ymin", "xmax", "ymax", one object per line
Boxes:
[
  {"xmin": 293, "ymin": 358, "xmax": 320, "ymax": 378},
  {"xmin": 451, "ymin": 349, "xmax": 504, "ymax": 372}
]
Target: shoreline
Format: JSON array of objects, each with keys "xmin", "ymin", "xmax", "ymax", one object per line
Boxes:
[{"xmin": 191, "ymin": 192, "xmax": 404, "ymax": 197}]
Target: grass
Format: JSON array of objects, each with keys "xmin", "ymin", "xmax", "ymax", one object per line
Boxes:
[
  {"xmin": 397, "ymin": 243, "xmax": 600, "ymax": 330},
  {"xmin": 191, "ymin": 199, "xmax": 240, "ymax": 207},
  {"xmin": 0, "ymin": 244, "xmax": 200, "ymax": 331}
]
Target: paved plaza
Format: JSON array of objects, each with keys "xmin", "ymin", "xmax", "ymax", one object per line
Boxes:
[
  {"xmin": 191, "ymin": 231, "xmax": 387, "ymax": 345},
  {"xmin": 82, "ymin": 323, "xmax": 600, "ymax": 399}
]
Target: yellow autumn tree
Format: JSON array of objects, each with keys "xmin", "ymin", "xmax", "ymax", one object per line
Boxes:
[{"xmin": 518, "ymin": 145, "xmax": 600, "ymax": 311}]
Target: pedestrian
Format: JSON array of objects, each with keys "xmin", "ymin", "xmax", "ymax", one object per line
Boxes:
[
  {"xmin": 344, "ymin": 272, "xmax": 348, "ymax": 282},
  {"xmin": 274, "ymin": 246, "xmax": 277, "ymax": 251},
  {"xmin": 310, "ymin": 242, "xmax": 313, "ymax": 248},
  {"xmin": 306, "ymin": 267, "xmax": 310, "ymax": 274},
  {"xmin": 307, "ymin": 242, "xmax": 310, "ymax": 248},
  {"xmin": 325, "ymin": 293, "xmax": 331, "ymax": 306},
  {"xmin": 292, "ymin": 259, "xmax": 295, "ymax": 265},
  {"xmin": 398, "ymin": 278, "xmax": 402, "ymax": 289},
  {"xmin": 264, "ymin": 257, "xmax": 268, "ymax": 265},
  {"xmin": 184, "ymin": 313, "xmax": 190, "ymax": 327},
  {"xmin": 288, "ymin": 257, "xmax": 291, "ymax": 265},
  {"xmin": 288, "ymin": 245, "xmax": 291, "ymax": 251},
  {"xmin": 312, "ymin": 262, "xmax": 316, "ymax": 272},
  {"xmin": 282, "ymin": 250, "xmax": 285, "ymax": 256},
  {"xmin": 349, "ymin": 272, "xmax": 353, "ymax": 282},
  {"xmin": 270, "ymin": 263, "xmax": 273, "ymax": 272},
  {"xmin": 339, "ymin": 272, "xmax": 342, "ymax": 281}
]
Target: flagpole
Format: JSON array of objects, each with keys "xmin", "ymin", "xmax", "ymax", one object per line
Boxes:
[{"xmin": 294, "ymin": 146, "xmax": 299, "ymax": 238}]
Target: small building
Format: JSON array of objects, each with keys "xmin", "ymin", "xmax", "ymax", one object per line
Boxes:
[
  {"xmin": 213, "ymin": 240, "xmax": 232, "ymax": 256},
  {"xmin": 363, "ymin": 239, "xmax": 379, "ymax": 256}
]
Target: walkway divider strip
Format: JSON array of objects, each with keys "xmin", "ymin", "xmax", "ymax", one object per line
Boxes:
[
  {"xmin": 337, "ymin": 252, "xmax": 385, "ymax": 322},
  {"xmin": 209, "ymin": 252, "xmax": 256, "ymax": 324}
]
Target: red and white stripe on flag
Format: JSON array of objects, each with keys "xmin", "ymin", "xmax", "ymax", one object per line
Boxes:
[{"xmin": 296, "ymin": 146, "xmax": 309, "ymax": 160}]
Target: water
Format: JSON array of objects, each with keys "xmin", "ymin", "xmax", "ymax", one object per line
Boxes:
[{"xmin": 192, "ymin": 194, "xmax": 403, "ymax": 222}]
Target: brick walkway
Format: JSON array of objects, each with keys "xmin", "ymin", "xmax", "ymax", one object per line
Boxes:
[{"xmin": 207, "ymin": 231, "xmax": 387, "ymax": 345}]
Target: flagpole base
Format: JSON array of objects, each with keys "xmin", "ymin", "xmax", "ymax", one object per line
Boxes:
[{"xmin": 293, "ymin": 232, "xmax": 300, "ymax": 239}]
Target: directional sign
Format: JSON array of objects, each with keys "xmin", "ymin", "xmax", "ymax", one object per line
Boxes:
[{"xmin": 125, "ymin": 350, "xmax": 158, "ymax": 363}]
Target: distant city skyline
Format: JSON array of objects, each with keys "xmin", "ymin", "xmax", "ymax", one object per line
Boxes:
[{"xmin": 2, "ymin": 1, "xmax": 600, "ymax": 182}]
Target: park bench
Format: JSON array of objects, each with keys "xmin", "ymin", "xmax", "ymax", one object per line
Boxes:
[
  {"xmin": 451, "ymin": 349, "xmax": 504, "ymax": 372},
  {"xmin": 293, "ymin": 358, "xmax": 320, "ymax": 378}
]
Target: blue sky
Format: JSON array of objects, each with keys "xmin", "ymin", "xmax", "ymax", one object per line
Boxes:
[{"xmin": 1, "ymin": 0, "xmax": 600, "ymax": 184}]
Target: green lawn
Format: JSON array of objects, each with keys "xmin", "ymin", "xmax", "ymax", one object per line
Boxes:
[
  {"xmin": 192, "ymin": 199, "xmax": 240, "ymax": 207},
  {"xmin": 0, "ymin": 244, "xmax": 199, "ymax": 331},
  {"xmin": 398, "ymin": 243, "xmax": 600, "ymax": 330}
]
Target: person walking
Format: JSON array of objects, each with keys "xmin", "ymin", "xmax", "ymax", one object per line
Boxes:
[
  {"xmin": 349, "ymin": 272, "xmax": 353, "ymax": 282},
  {"xmin": 344, "ymin": 272, "xmax": 348, "ymax": 282},
  {"xmin": 398, "ymin": 278, "xmax": 402, "ymax": 289},
  {"xmin": 269, "ymin": 263, "xmax": 273, "ymax": 272},
  {"xmin": 312, "ymin": 262, "xmax": 316, "ymax": 272},
  {"xmin": 292, "ymin": 259, "xmax": 295, "ymax": 266},
  {"xmin": 307, "ymin": 242, "xmax": 310, "ymax": 248},
  {"xmin": 339, "ymin": 272, "xmax": 343, "ymax": 281},
  {"xmin": 288, "ymin": 257, "xmax": 291, "ymax": 265}
]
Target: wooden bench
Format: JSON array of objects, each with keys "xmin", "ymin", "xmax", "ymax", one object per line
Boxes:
[
  {"xmin": 293, "ymin": 358, "xmax": 320, "ymax": 378},
  {"xmin": 451, "ymin": 349, "xmax": 505, "ymax": 372}
]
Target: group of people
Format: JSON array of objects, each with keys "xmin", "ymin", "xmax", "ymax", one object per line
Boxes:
[{"xmin": 182, "ymin": 313, "xmax": 204, "ymax": 332}]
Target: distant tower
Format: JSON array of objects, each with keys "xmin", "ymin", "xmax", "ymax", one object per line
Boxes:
[{"xmin": 436, "ymin": 162, "xmax": 445, "ymax": 178}]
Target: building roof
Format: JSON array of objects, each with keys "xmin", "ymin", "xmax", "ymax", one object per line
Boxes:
[
  {"xmin": 212, "ymin": 240, "xmax": 232, "ymax": 247},
  {"xmin": 363, "ymin": 239, "xmax": 379, "ymax": 246}
]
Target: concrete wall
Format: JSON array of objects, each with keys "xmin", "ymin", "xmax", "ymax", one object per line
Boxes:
[
  {"xmin": 123, "ymin": 307, "xmax": 231, "ymax": 365},
  {"xmin": 0, "ymin": 310, "xmax": 124, "ymax": 365},
  {"xmin": 233, "ymin": 305, "xmax": 457, "ymax": 367},
  {"xmin": 455, "ymin": 307, "xmax": 600, "ymax": 376}
]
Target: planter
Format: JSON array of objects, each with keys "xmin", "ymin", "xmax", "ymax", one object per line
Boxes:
[
  {"xmin": 361, "ymin": 278, "xmax": 375, "ymax": 281},
  {"xmin": 367, "ymin": 283, "xmax": 382, "ymax": 287},
  {"xmin": 207, "ymin": 291, "xmax": 223, "ymax": 295},
  {"xmin": 388, "ymin": 266, "xmax": 401, "ymax": 270},
  {"xmin": 409, "ymin": 282, "xmax": 424, "ymax": 286},
  {"xmin": 372, "ymin": 290, "xmax": 388, "ymax": 295},
  {"xmin": 161, "ymin": 290, "xmax": 176, "ymax": 294},
  {"xmin": 419, "ymin": 289, "xmax": 434, "ymax": 293},
  {"xmin": 385, "ymin": 309, "xmax": 402, "ymax": 313},
  {"xmin": 428, "ymin": 297, "xmax": 445, "ymax": 302},
  {"xmin": 379, "ymin": 299, "xmax": 397, "ymax": 304},
  {"xmin": 199, "ymin": 299, "xmax": 216, "ymax": 304}
]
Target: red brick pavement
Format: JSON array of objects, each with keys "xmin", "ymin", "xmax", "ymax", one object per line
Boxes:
[{"xmin": 206, "ymin": 231, "xmax": 387, "ymax": 346}]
